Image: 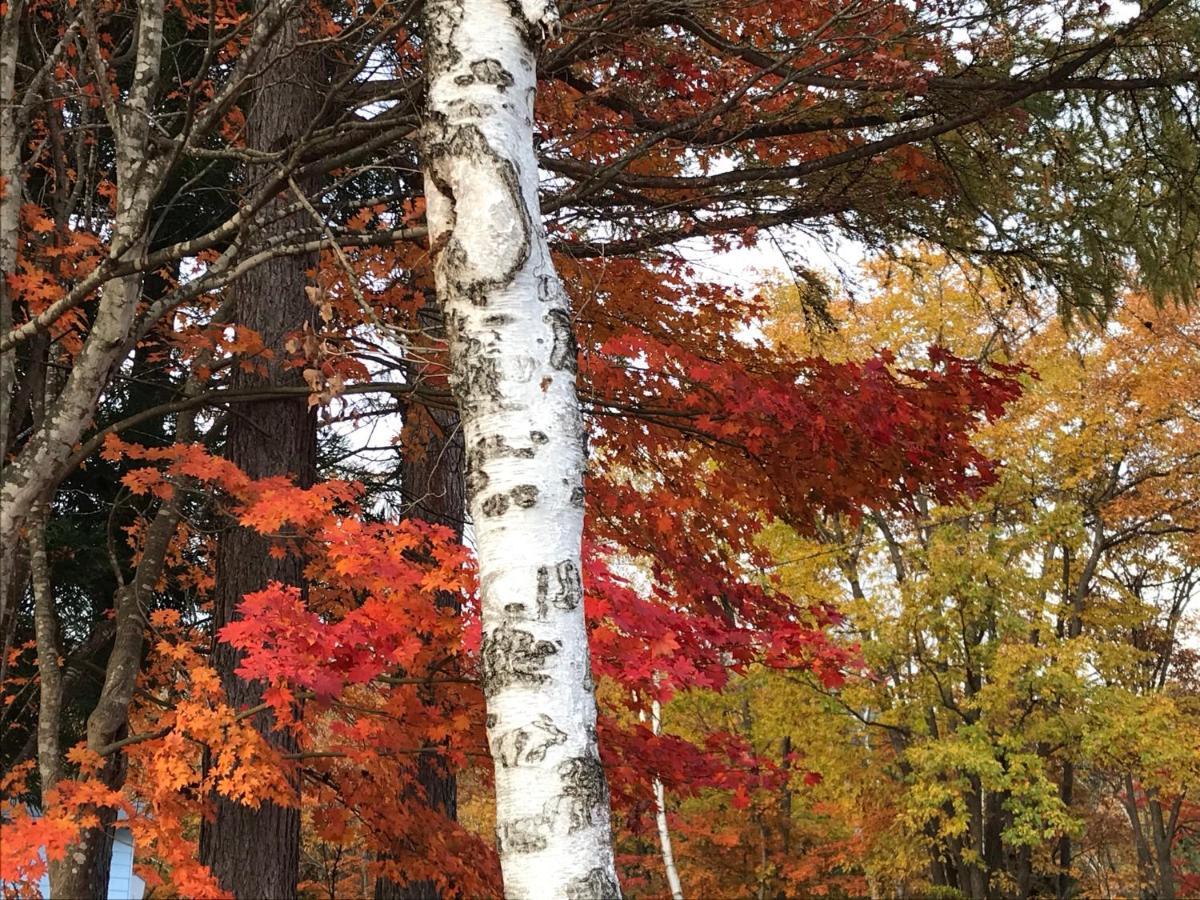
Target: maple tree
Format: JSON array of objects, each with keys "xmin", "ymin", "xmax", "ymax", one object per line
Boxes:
[{"xmin": 1, "ymin": 0, "xmax": 1199, "ymax": 898}]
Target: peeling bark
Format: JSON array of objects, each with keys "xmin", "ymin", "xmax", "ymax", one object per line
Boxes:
[{"xmin": 422, "ymin": 1, "xmax": 618, "ymax": 895}]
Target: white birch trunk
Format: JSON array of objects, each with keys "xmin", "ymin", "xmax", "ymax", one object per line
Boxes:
[
  {"xmin": 650, "ymin": 700, "xmax": 685, "ymax": 900},
  {"xmin": 421, "ymin": 1, "xmax": 619, "ymax": 896}
]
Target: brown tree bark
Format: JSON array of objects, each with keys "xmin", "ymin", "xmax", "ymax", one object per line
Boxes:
[
  {"xmin": 197, "ymin": 7, "xmax": 320, "ymax": 897},
  {"xmin": 1148, "ymin": 792, "xmax": 1178, "ymax": 900}
]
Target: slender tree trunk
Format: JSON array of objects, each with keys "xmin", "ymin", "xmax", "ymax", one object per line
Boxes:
[
  {"xmin": 54, "ymin": 412, "xmax": 192, "ymax": 898},
  {"xmin": 0, "ymin": 0, "xmax": 22, "ymax": 469},
  {"xmin": 778, "ymin": 734, "xmax": 793, "ymax": 859},
  {"xmin": 1057, "ymin": 761, "xmax": 1075, "ymax": 899},
  {"xmin": 1122, "ymin": 773, "xmax": 1156, "ymax": 899},
  {"xmin": 650, "ymin": 699, "xmax": 685, "ymax": 900},
  {"xmin": 1014, "ymin": 844, "xmax": 1033, "ymax": 899},
  {"xmin": 983, "ymin": 786, "xmax": 1006, "ymax": 893},
  {"xmin": 965, "ymin": 777, "xmax": 988, "ymax": 899},
  {"xmin": 0, "ymin": 538, "xmax": 28, "ymax": 691},
  {"xmin": 30, "ymin": 503, "xmax": 65, "ymax": 893},
  {"xmin": 422, "ymin": 1, "xmax": 619, "ymax": 896},
  {"xmin": 1148, "ymin": 793, "xmax": 1176, "ymax": 900},
  {"xmin": 198, "ymin": 7, "xmax": 319, "ymax": 896},
  {"xmin": 41, "ymin": 8, "xmax": 168, "ymax": 893},
  {"xmin": 376, "ymin": 398, "xmax": 464, "ymax": 900}
]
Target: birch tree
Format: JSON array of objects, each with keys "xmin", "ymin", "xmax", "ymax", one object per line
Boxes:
[
  {"xmin": 422, "ymin": 0, "xmax": 619, "ymax": 895},
  {"xmin": 641, "ymin": 698, "xmax": 684, "ymax": 900}
]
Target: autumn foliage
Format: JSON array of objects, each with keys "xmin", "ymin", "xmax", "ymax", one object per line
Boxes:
[{"xmin": 3, "ymin": 0, "xmax": 1199, "ymax": 897}]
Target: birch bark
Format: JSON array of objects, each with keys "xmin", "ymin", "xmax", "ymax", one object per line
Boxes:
[
  {"xmin": 650, "ymin": 700, "xmax": 685, "ymax": 900},
  {"xmin": 421, "ymin": 1, "xmax": 619, "ymax": 896}
]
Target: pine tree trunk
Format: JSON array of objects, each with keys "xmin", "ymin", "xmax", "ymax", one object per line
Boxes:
[
  {"xmin": 421, "ymin": 1, "xmax": 619, "ymax": 896},
  {"xmin": 198, "ymin": 7, "xmax": 319, "ymax": 897}
]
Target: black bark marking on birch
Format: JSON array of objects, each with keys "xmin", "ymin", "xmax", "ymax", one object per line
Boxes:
[
  {"xmin": 481, "ymin": 493, "xmax": 509, "ymax": 517},
  {"xmin": 458, "ymin": 58, "xmax": 514, "ymax": 89},
  {"xmin": 546, "ymin": 308, "xmax": 578, "ymax": 372},
  {"xmin": 446, "ymin": 100, "xmax": 490, "ymax": 119},
  {"xmin": 426, "ymin": 124, "xmax": 532, "ymax": 306},
  {"xmin": 481, "ymin": 621, "xmax": 557, "ymax": 697},
  {"xmin": 536, "ymin": 560, "xmax": 582, "ymax": 619},
  {"xmin": 477, "ymin": 433, "xmax": 538, "ymax": 459},
  {"xmin": 535, "ymin": 567, "xmax": 549, "ymax": 619},
  {"xmin": 511, "ymin": 484, "xmax": 538, "ymax": 508},
  {"xmin": 565, "ymin": 868, "xmax": 621, "ymax": 900},
  {"xmin": 503, "ymin": 0, "xmax": 557, "ymax": 47},
  {"xmin": 570, "ymin": 485, "xmax": 585, "ymax": 507},
  {"xmin": 452, "ymin": 334, "xmax": 503, "ymax": 412},
  {"xmin": 497, "ymin": 814, "xmax": 552, "ymax": 854},
  {"xmin": 468, "ymin": 436, "xmax": 545, "ymax": 501},
  {"xmin": 491, "ymin": 713, "xmax": 567, "ymax": 767},
  {"xmin": 465, "ymin": 447, "xmax": 490, "ymax": 500},
  {"xmin": 537, "ymin": 274, "xmax": 564, "ymax": 304},
  {"xmin": 424, "ymin": 0, "xmax": 465, "ymax": 71},
  {"xmin": 482, "ymin": 484, "xmax": 538, "ymax": 517},
  {"xmin": 424, "ymin": 114, "xmax": 459, "ymax": 214},
  {"xmin": 556, "ymin": 754, "xmax": 609, "ymax": 834}
]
